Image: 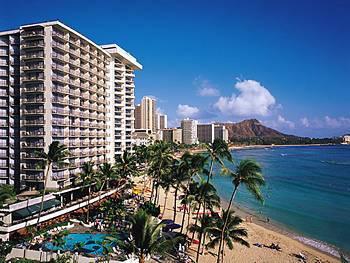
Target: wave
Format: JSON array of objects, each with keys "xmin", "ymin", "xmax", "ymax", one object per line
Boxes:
[
  {"xmin": 321, "ymin": 160, "xmax": 350, "ymax": 166},
  {"xmin": 294, "ymin": 236, "xmax": 342, "ymax": 258}
]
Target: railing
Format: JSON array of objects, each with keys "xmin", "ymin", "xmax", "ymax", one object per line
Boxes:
[
  {"xmin": 22, "ymin": 31, "xmax": 44, "ymax": 37},
  {"xmin": 22, "ymin": 53, "xmax": 44, "ymax": 59},
  {"xmin": 22, "ymin": 120, "xmax": 44, "ymax": 125}
]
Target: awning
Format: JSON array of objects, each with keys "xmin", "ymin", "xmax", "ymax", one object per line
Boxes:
[{"xmin": 13, "ymin": 199, "xmax": 61, "ymax": 220}]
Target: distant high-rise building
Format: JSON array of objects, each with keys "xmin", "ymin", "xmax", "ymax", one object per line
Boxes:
[
  {"xmin": 181, "ymin": 119, "xmax": 198, "ymax": 144},
  {"xmin": 134, "ymin": 104, "xmax": 141, "ymax": 129},
  {"xmin": 197, "ymin": 124, "xmax": 215, "ymax": 143},
  {"xmin": 162, "ymin": 128, "xmax": 182, "ymax": 144},
  {"xmin": 157, "ymin": 114, "xmax": 167, "ymax": 130},
  {"xmin": 214, "ymin": 124, "xmax": 229, "ymax": 142},
  {"xmin": 135, "ymin": 96, "xmax": 157, "ymax": 132}
]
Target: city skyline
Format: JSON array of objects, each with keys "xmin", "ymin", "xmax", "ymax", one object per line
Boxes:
[{"xmin": 0, "ymin": 0, "xmax": 349, "ymax": 138}]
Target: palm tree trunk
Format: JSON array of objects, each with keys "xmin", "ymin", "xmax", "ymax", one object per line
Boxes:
[
  {"xmin": 86, "ymin": 186, "xmax": 91, "ymax": 223},
  {"xmin": 98, "ymin": 181, "xmax": 106, "ymax": 202},
  {"xmin": 196, "ymin": 228, "xmax": 203, "ymax": 263},
  {"xmin": 162, "ymin": 190, "xmax": 168, "ymax": 216},
  {"xmin": 173, "ymin": 186, "xmax": 178, "ymax": 222},
  {"xmin": 217, "ymin": 185, "xmax": 239, "ymax": 263},
  {"xmin": 180, "ymin": 201, "xmax": 186, "ymax": 234},
  {"xmin": 36, "ymin": 162, "xmax": 51, "ymax": 231},
  {"xmin": 185, "ymin": 203, "xmax": 192, "ymax": 238},
  {"xmin": 150, "ymin": 180, "xmax": 155, "ymax": 202},
  {"xmin": 139, "ymin": 251, "xmax": 145, "ymax": 263},
  {"xmin": 191, "ymin": 202, "xmax": 202, "ymax": 242},
  {"xmin": 202, "ymin": 159, "xmax": 214, "ymax": 224}
]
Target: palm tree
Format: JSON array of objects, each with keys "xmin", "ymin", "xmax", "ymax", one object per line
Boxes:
[
  {"xmin": 77, "ymin": 161, "xmax": 95, "ymax": 223},
  {"xmin": 171, "ymin": 158, "xmax": 192, "ymax": 222},
  {"xmin": 217, "ymin": 159, "xmax": 265, "ymax": 263},
  {"xmin": 0, "ymin": 185, "xmax": 16, "ymax": 206},
  {"xmin": 35, "ymin": 141, "xmax": 69, "ymax": 230},
  {"xmin": 189, "ymin": 215, "xmax": 215, "ymax": 262},
  {"xmin": 204, "ymin": 138, "xmax": 233, "ymax": 184},
  {"xmin": 148, "ymin": 141, "xmax": 173, "ymax": 204},
  {"xmin": 112, "ymin": 209, "xmax": 177, "ymax": 263},
  {"xmin": 206, "ymin": 210, "xmax": 249, "ymax": 263},
  {"xmin": 191, "ymin": 181, "xmax": 220, "ymax": 244},
  {"xmin": 115, "ymin": 150, "xmax": 138, "ymax": 180},
  {"xmin": 96, "ymin": 162, "xmax": 117, "ymax": 199}
]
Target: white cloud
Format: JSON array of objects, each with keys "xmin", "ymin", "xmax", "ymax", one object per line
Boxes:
[
  {"xmin": 199, "ymin": 86, "xmax": 220, "ymax": 96},
  {"xmin": 324, "ymin": 116, "xmax": 350, "ymax": 128},
  {"xmin": 194, "ymin": 77, "xmax": 220, "ymax": 97},
  {"xmin": 176, "ymin": 104, "xmax": 199, "ymax": 118},
  {"xmin": 277, "ymin": 115, "xmax": 295, "ymax": 129},
  {"xmin": 214, "ymin": 79, "xmax": 276, "ymax": 116},
  {"xmin": 300, "ymin": 117, "xmax": 310, "ymax": 127},
  {"xmin": 299, "ymin": 116, "xmax": 350, "ymax": 130}
]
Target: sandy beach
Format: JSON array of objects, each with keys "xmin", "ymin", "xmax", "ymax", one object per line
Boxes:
[{"xmin": 153, "ymin": 185, "xmax": 339, "ymax": 263}]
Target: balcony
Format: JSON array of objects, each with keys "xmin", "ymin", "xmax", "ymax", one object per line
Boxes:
[
  {"xmin": 22, "ymin": 97, "xmax": 45, "ymax": 104},
  {"xmin": 52, "ymin": 97, "xmax": 68, "ymax": 104},
  {"xmin": 21, "ymin": 142, "xmax": 44, "ymax": 148},
  {"xmin": 23, "ymin": 108, "xmax": 45, "ymax": 114},
  {"xmin": 52, "ymin": 108, "xmax": 69, "ymax": 115},
  {"xmin": 52, "ymin": 31, "xmax": 68, "ymax": 41},
  {"xmin": 22, "ymin": 53, "xmax": 44, "ymax": 60},
  {"xmin": 22, "ymin": 86, "xmax": 44, "ymax": 93},
  {"xmin": 22, "ymin": 42, "xmax": 44, "ymax": 49},
  {"xmin": 23, "ymin": 64, "xmax": 44, "ymax": 71},
  {"xmin": 21, "ymin": 131, "xmax": 45, "ymax": 137},
  {"xmin": 22, "ymin": 174, "xmax": 44, "ymax": 181},
  {"xmin": 22, "ymin": 119, "xmax": 44, "ymax": 126},
  {"xmin": 22, "ymin": 31, "xmax": 44, "ymax": 38},
  {"xmin": 52, "ymin": 42, "xmax": 68, "ymax": 52},
  {"xmin": 52, "ymin": 119, "xmax": 69, "ymax": 126},
  {"xmin": 22, "ymin": 76, "xmax": 44, "ymax": 82},
  {"xmin": 52, "ymin": 53, "xmax": 67, "ymax": 62}
]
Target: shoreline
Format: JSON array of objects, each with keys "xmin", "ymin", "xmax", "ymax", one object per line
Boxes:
[
  {"xmin": 222, "ymin": 201, "xmax": 344, "ymax": 260},
  {"xmin": 188, "ymin": 143, "xmax": 339, "ymax": 154},
  {"xmin": 136, "ymin": 176, "xmax": 340, "ymax": 263},
  {"xmin": 228, "ymin": 143, "xmax": 338, "ymax": 151}
]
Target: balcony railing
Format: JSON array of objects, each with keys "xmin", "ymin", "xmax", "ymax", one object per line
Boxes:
[{"xmin": 22, "ymin": 31, "xmax": 44, "ymax": 38}]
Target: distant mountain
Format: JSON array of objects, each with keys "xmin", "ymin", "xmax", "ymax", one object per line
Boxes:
[
  {"xmin": 216, "ymin": 119, "xmax": 340, "ymax": 145},
  {"xmin": 221, "ymin": 119, "xmax": 291, "ymax": 139}
]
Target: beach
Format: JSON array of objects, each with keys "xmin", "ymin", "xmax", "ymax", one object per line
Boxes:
[{"xmin": 155, "ymin": 186, "xmax": 339, "ymax": 263}]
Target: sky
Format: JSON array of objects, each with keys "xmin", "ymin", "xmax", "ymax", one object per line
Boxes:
[{"xmin": 1, "ymin": 0, "xmax": 349, "ymax": 137}]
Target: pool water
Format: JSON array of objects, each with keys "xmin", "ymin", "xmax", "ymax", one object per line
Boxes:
[{"xmin": 44, "ymin": 233, "xmax": 113, "ymax": 255}]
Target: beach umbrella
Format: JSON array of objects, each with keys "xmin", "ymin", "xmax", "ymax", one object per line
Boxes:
[
  {"xmin": 164, "ymin": 223, "xmax": 181, "ymax": 231},
  {"xmin": 160, "ymin": 219, "xmax": 174, "ymax": 225}
]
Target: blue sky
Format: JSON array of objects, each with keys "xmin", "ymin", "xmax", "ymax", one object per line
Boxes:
[{"xmin": 1, "ymin": 0, "xmax": 349, "ymax": 137}]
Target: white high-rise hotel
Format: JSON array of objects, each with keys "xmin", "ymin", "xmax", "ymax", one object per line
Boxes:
[{"xmin": 0, "ymin": 21, "xmax": 142, "ymax": 190}]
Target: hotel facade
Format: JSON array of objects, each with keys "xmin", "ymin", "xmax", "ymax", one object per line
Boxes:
[{"xmin": 0, "ymin": 21, "xmax": 142, "ymax": 191}]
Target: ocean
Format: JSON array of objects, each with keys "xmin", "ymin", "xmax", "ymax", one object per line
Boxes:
[{"xmin": 211, "ymin": 145, "xmax": 350, "ymax": 256}]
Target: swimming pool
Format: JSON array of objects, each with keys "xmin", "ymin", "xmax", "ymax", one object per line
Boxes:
[{"xmin": 44, "ymin": 233, "xmax": 114, "ymax": 256}]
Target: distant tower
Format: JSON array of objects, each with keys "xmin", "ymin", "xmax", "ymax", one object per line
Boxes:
[
  {"xmin": 138, "ymin": 96, "xmax": 156, "ymax": 132},
  {"xmin": 157, "ymin": 114, "xmax": 167, "ymax": 130},
  {"xmin": 181, "ymin": 118, "xmax": 198, "ymax": 144}
]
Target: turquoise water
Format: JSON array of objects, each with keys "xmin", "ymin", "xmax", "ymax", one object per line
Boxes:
[
  {"xmin": 211, "ymin": 145, "xmax": 350, "ymax": 255},
  {"xmin": 44, "ymin": 233, "xmax": 111, "ymax": 255}
]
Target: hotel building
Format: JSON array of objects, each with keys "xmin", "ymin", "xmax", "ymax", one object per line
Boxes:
[
  {"xmin": 181, "ymin": 118, "xmax": 198, "ymax": 145},
  {"xmin": 214, "ymin": 124, "xmax": 229, "ymax": 142},
  {"xmin": 162, "ymin": 128, "xmax": 182, "ymax": 144},
  {"xmin": 197, "ymin": 124, "xmax": 215, "ymax": 143},
  {"xmin": 0, "ymin": 21, "xmax": 142, "ymax": 191},
  {"xmin": 157, "ymin": 114, "xmax": 167, "ymax": 130},
  {"xmin": 134, "ymin": 96, "xmax": 157, "ymax": 132},
  {"xmin": 102, "ymin": 44, "xmax": 142, "ymax": 155}
]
